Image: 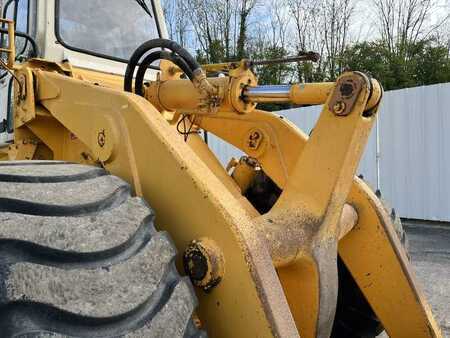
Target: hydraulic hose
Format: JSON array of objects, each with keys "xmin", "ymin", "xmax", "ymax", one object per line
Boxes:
[
  {"xmin": 0, "ymin": 28, "xmax": 39, "ymax": 58},
  {"xmin": 124, "ymin": 38, "xmax": 201, "ymax": 93},
  {"xmin": 134, "ymin": 51, "xmax": 166, "ymax": 97},
  {"xmin": 0, "ymin": 29, "xmax": 40, "ymax": 81},
  {"xmin": 134, "ymin": 50, "xmax": 194, "ymax": 97}
]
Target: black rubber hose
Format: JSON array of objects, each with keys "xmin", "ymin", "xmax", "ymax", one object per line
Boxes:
[
  {"xmin": 6, "ymin": 76, "xmax": 14, "ymax": 133},
  {"xmin": 0, "ymin": 29, "xmax": 39, "ymax": 81},
  {"xmin": 124, "ymin": 38, "xmax": 201, "ymax": 92},
  {"xmin": 167, "ymin": 53, "xmax": 195, "ymax": 80},
  {"xmin": 134, "ymin": 51, "xmax": 166, "ymax": 97},
  {"xmin": 1, "ymin": 0, "xmax": 16, "ymax": 19},
  {"xmin": 134, "ymin": 51, "xmax": 194, "ymax": 97},
  {"xmin": 0, "ymin": 28, "xmax": 39, "ymax": 57}
]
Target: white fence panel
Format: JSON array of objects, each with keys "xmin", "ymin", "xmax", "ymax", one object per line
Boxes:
[{"xmin": 379, "ymin": 83, "xmax": 450, "ymax": 221}]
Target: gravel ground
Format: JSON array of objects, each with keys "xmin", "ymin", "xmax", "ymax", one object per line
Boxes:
[{"xmin": 379, "ymin": 221, "xmax": 450, "ymax": 337}]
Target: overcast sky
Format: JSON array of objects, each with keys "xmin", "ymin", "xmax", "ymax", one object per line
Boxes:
[
  {"xmin": 245, "ymin": 0, "xmax": 450, "ymax": 43},
  {"xmin": 351, "ymin": 0, "xmax": 449, "ymax": 41}
]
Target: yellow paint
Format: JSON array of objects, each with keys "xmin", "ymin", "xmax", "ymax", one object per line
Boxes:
[
  {"xmin": 1, "ymin": 57, "xmax": 442, "ymax": 338},
  {"xmin": 30, "ymin": 70, "xmax": 299, "ymax": 338},
  {"xmin": 341, "ymin": 178, "xmax": 443, "ymax": 338},
  {"xmin": 0, "ymin": 19, "xmax": 16, "ymax": 68}
]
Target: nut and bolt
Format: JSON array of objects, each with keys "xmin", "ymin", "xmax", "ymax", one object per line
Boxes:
[
  {"xmin": 97, "ymin": 129, "xmax": 106, "ymax": 148},
  {"xmin": 330, "ymin": 78, "xmax": 361, "ymax": 116},
  {"xmin": 248, "ymin": 130, "xmax": 263, "ymax": 150},
  {"xmin": 183, "ymin": 238, "xmax": 225, "ymax": 293},
  {"xmin": 332, "ymin": 101, "xmax": 347, "ymax": 115}
]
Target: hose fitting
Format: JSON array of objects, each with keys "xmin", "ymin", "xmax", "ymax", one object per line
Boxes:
[{"xmin": 193, "ymin": 68, "xmax": 222, "ymax": 113}]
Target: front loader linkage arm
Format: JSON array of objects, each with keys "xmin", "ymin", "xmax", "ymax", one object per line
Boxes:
[{"xmin": 2, "ymin": 56, "xmax": 442, "ymax": 338}]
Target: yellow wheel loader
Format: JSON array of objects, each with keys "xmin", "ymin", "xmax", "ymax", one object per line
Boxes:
[{"xmin": 0, "ymin": 1, "xmax": 443, "ymax": 337}]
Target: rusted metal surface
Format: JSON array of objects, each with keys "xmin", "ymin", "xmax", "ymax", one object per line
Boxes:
[
  {"xmin": 183, "ymin": 238, "xmax": 225, "ymax": 292},
  {"xmin": 259, "ymin": 204, "xmax": 358, "ymax": 268},
  {"xmin": 3, "ymin": 56, "xmax": 443, "ymax": 338},
  {"xmin": 328, "ymin": 74, "xmax": 364, "ymax": 116},
  {"xmin": 28, "ymin": 69, "xmax": 300, "ymax": 338},
  {"xmin": 257, "ymin": 72, "xmax": 380, "ymax": 338}
]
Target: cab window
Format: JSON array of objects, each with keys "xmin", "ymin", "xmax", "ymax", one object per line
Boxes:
[{"xmin": 56, "ymin": 0, "xmax": 160, "ymax": 62}]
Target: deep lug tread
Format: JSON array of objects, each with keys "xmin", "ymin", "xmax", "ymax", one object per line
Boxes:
[
  {"xmin": 0, "ymin": 185, "xmax": 130, "ymax": 217},
  {"xmin": 0, "ymin": 161, "xmax": 205, "ymax": 337},
  {"xmin": 0, "ymin": 169, "xmax": 107, "ymax": 183}
]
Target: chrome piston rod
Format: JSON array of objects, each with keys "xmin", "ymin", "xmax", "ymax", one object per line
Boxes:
[
  {"xmin": 243, "ymin": 85, "xmax": 292, "ymax": 103},
  {"xmin": 244, "ymin": 81, "xmax": 380, "ymax": 108}
]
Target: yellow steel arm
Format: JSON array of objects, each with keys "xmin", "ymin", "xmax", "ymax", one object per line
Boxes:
[
  {"xmin": 146, "ymin": 74, "xmax": 336, "ymax": 115},
  {"xmin": 4, "ymin": 59, "xmax": 442, "ymax": 338},
  {"xmin": 199, "ymin": 83, "xmax": 440, "ymax": 337},
  {"xmin": 344, "ymin": 179, "xmax": 442, "ymax": 337},
  {"xmin": 31, "ymin": 69, "xmax": 300, "ymax": 338},
  {"xmin": 158, "ymin": 71, "xmax": 442, "ymax": 337}
]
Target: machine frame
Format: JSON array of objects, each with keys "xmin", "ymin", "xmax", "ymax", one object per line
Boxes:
[{"xmin": 0, "ymin": 1, "xmax": 443, "ymax": 337}]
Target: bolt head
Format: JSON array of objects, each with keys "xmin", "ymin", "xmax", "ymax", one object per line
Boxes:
[
  {"xmin": 183, "ymin": 238, "xmax": 225, "ymax": 293},
  {"xmin": 248, "ymin": 131, "xmax": 262, "ymax": 150},
  {"xmin": 97, "ymin": 130, "xmax": 106, "ymax": 148},
  {"xmin": 332, "ymin": 101, "xmax": 346, "ymax": 115}
]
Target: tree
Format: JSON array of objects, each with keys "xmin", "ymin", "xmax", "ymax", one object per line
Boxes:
[
  {"xmin": 341, "ymin": 41, "xmax": 403, "ymax": 89},
  {"xmin": 321, "ymin": 0, "xmax": 354, "ymax": 79},
  {"xmin": 286, "ymin": 0, "xmax": 355, "ymax": 81},
  {"xmin": 161, "ymin": 0, "xmax": 450, "ymax": 92},
  {"xmin": 342, "ymin": 39, "xmax": 450, "ymax": 90},
  {"xmin": 372, "ymin": 0, "xmax": 448, "ymax": 57},
  {"xmin": 168, "ymin": 0, "xmax": 258, "ymax": 63},
  {"xmin": 287, "ymin": 0, "xmax": 326, "ymax": 81},
  {"xmin": 236, "ymin": 0, "xmax": 257, "ymax": 59},
  {"xmin": 162, "ymin": 0, "xmax": 189, "ymax": 46},
  {"xmin": 413, "ymin": 40, "xmax": 450, "ymax": 86},
  {"xmin": 248, "ymin": 2, "xmax": 293, "ymax": 84}
]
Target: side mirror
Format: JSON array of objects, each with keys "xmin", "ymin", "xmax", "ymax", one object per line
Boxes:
[{"xmin": 0, "ymin": 18, "xmax": 16, "ymax": 68}]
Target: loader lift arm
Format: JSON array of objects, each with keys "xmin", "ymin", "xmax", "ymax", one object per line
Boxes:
[
  {"xmin": 0, "ymin": 30, "xmax": 442, "ymax": 336},
  {"xmin": 141, "ymin": 57, "xmax": 441, "ymax": 337}
]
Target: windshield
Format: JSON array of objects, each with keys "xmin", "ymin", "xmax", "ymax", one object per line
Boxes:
[{"xmin": 56, "ymin": 0, "xmax": 160, "ymax": 61}]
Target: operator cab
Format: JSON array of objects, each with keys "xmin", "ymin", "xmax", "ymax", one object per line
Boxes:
[{"xmin": 0, "ymin": 0, "xmax": 166, "ymax": 142}]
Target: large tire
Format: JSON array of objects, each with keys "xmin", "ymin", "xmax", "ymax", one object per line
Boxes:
[
  {"xmin": 331, "ymin": 256, "xmax": 385, "ymax": 338},
  {"xmin": 378, "ymin": 191, "xmax": 409, "ymax": 253},
  {"xmin": 0, "ymin": 161, "xmax": 205, "ymax": 338}
]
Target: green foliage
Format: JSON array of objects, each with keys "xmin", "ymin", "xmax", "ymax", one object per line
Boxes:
[
  {"xmin": 249, "ymin": 45, "xmax": 294, "ymax": 111},
  {"xmin": 251, "ymin": 46, "xmax": 293, "ymax": 85},
  {"xmin": 208, "ymin": 39, "xmax": 226, "ymax": 63},
  {"xmin": 195, "ymin": 40, "xmax": 227, "ymax": 64},
  {"xmin": 341, "ymin": 40, "xmax": 450, "ymax": 90},
  {"xmin": 415, "ymin": 43, "xmax": 450, "ymax": 86},
  {"xmin": 295, "ymin": 61, "xmax": 329, "ymax": 83},
  {"xmin": 192, "ymin": 23, "xmax": 449, "ymax": 112}
]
